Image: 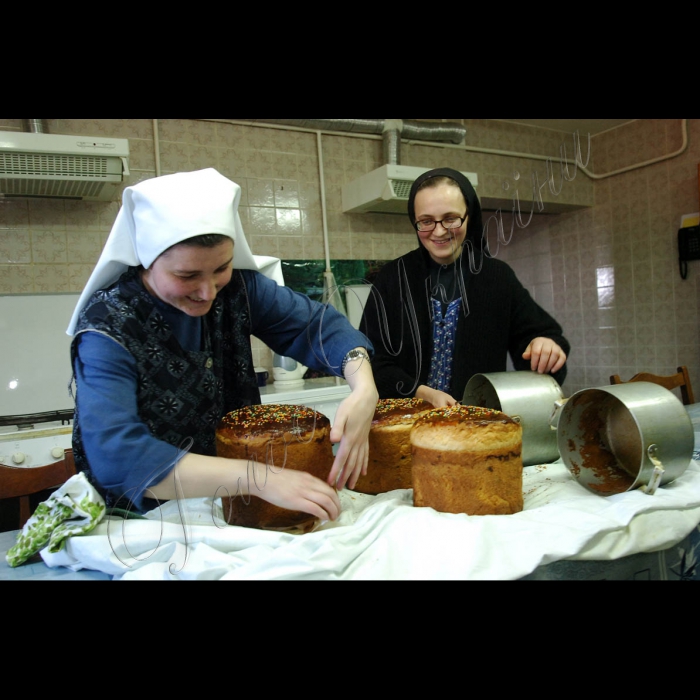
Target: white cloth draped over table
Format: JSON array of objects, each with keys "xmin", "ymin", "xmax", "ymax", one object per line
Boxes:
[{"xmin": 37, "ymin": 459, "xmax": 700, "ymax": 580}]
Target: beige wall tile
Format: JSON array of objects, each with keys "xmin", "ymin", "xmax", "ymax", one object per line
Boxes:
[
  {"xmin": 158, "ymin": 141, "xmax": 191, "ymax": 173},
  {"xmin": 248, "ymin": 207, "xmax": 276, "ymax": 235},
  {"xmin": 250, "ymin": 235, "xmax": 279, "ymax": 257},
  {"xmin": 65, "ymin": 201, "xmax": 103, "ymax": 231},
  {"xmin": 247, "ymin": 179, "xmax": 275, "ymax": 207},
  {"xmin": 276, "ymin": 209, "xmax": 301, "ymax": 235},
  {"xmin": 189, "ymin": 144, "xmax": 219, "ymax": 171},
  {"xmin": 282, "ymin": 236, "xmax": 304, "ymax": 258},
  {"xmin": 303, "ymin": 236, "xmax": 325, "ymax": 259},
  {"xmin": 28, "ymin": 199, "xmax": 66, "ymax": 230},
  {"xmin": 158, "ymin": 120, "xmax": 191, "ymax": 143},
  {"xmin": 31, "ymin": 231, "xmax": 67, "ymax": 263},
  {"xmin": 33, "ymin": 264, "xmax": 70, "ymax": 293},
  {"xmin": 218, "ymin": 147, "xmax": 248, "ymax": 179},
  {"xmin": 0, "ymin": 264, "xmax": 34, "ymax": 293},
  {"xmin": 273, "ymin": 180, "xmax": 299, "ymax": 208},
  {"xmin": 301, "ymin": 209, "xmax": 323, "ymax": 237},
  {"xmin": 0, "ymin": 230, "xmax": 31, "ymax": 263},
  {"xmin": 0, "ymin": 200, "xmax": 29, "ymax": 228},
  {"xmin": 66, "ymin": 231, "xmax": 104, "ymax": 265},
  {"xmin": 69, "ymin": 264, "xmax": 96, "ymax": 292}
]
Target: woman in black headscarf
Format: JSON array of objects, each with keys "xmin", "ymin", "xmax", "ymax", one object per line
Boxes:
[{"xmin": 360, "ymin": 167, "xmax": 569, "ymax": 407}]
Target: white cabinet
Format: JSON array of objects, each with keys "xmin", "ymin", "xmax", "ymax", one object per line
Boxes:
[{"xmin": 259, "ymin": 377, "xmax": 351, "ymax": 426}]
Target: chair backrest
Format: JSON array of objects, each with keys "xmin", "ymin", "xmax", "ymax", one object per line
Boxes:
[
  {"xmin": 609, "ymin": 366, "xmax": 696, "ymax": 405},
  {"xmin": 0, "ymin": 448, "xmax": 77, "ymax": 529}
]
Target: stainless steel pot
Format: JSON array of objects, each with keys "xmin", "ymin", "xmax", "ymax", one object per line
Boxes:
[
  {"xmin": 462, "ymin": 371, "xmax": 565, "ymax": 466},
  {"xmin": 555, "ymin": 382, "xmax": 694, "ymax": 496}
]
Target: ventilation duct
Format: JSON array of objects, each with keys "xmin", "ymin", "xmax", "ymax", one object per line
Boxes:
[
  {"xmin": 238, "ymin": 119, "xmax": 466, "ymax": 145},
  {"xmin": 0, "ymin": 122, "xmax": 130, "ymax": 201},
  {"xmin": 340, "ymin": 164, "xmax": 478, "ymax": 215}
]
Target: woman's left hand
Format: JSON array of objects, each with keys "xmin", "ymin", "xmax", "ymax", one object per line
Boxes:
[
  {"xmin": 327, "ymin": 352, "xmax": 378, "ymax": 491},
  {"xmin": 522, "ymin": 337, "xmax": 567, "ymax": 375}
]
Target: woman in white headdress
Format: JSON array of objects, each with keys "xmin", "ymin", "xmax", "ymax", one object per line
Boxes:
[{"xmin": 68, "ymin": 168, "xmax": 377, "ymax": 521}]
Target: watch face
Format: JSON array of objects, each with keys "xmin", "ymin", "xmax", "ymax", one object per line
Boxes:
[{"xmin": 342, "ymin": 349, "xmax": 370, "ymax": 376}]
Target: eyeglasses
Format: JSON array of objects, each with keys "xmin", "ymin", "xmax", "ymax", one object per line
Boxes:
[{"xmin": 414, "ymin": 214, "xmax": 467, "ymax": 233}]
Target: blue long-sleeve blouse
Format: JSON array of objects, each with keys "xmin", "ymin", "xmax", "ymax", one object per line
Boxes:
[{"xmin": 73, "ymin": 269, "xmax": 371, "ymax": 511}]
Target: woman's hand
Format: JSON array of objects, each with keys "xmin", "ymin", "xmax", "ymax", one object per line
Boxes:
[
  {"xmin": 149, "ymin": 452, "xmax": 343, "ymax": 521},
  {"xmin": 327, "ymin": 351, "xmax": 378, "ymax": 491},
  {"xmin": 254, "ymin": 467, "xmax": 342, "ymax": 522},
  {"xmin": 522, "ymin": 337, "xmax": 567, "ymax": 375},
  {"xmin": 416, "ymin": 384, "xmax": 458, "ymax": 408}
]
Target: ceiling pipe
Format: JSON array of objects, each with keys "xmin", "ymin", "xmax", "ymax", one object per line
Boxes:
[
  {"xmin": 24, "ymin": 119, "xmax": 46, "ymax": 133},
  {"xmin": 237, "ymin": 119, "xmax": 466, "ymax": 145},
  {"xmin": 383, "ymin": 119, "xmax": 403, "ymax": 165},
  {"xmin": 239, "ymin": 118, "xmax": 465, "ymax": 169}
]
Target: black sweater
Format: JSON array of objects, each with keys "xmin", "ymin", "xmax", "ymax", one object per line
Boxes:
[{"xmin": 360, "ymin": 248, "xmax": 570, "ymax": 401}]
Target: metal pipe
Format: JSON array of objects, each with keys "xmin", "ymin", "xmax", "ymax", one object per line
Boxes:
[
  {"xmin": 24, "ymin": 119, "xmax": 46, "ymax": 133},
  {"xmin": 236, "ymin": 119, "xmax": 465, "ymax": 145},
  {"xmin": 383, "ymin": 129, "xmax": 402, "ymax": 165}
]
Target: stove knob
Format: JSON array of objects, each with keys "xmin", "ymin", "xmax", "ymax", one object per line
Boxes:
[
  {"xmin": 51, "ymin": 447, "xmax": 65, "ymax": 459},
  {"xmin": 12, "ymin": 452, "xmax": 25, "ymax": 464}
]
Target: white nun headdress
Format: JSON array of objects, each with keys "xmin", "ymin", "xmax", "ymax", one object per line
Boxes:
[{"xmin": 66, "ymin": 168, "xmax": 283, "ymax": 335}]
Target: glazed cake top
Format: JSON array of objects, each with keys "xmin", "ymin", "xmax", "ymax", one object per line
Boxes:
[
  {"xmin": 372, "ymin": 398, "xmax": 434, "ymax": 425},
  {"xmin": 413, "ymin": 404, "xmax": 517, "ymax": 427},
  {"xmin": 218, "ymin": 404, "xmax": 329, "ymax": 437}
]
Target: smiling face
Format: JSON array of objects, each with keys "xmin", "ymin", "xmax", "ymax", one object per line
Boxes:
[
  {"xmin": 141, "ymin": 238, "xmax": 234, "ymax": 316},
  {"xmin": 413, "ymin": 181, "xmax": 468, "ymax": 265}
]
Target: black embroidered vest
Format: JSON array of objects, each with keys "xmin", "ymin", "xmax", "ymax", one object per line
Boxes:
[{"xmin": 70, "ymin": 267, "xmax": 260, "ymax": 506}]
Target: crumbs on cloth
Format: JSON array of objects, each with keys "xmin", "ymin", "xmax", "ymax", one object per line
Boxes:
[{"xmin": 6, "ymin": 472, "xmax": 106, "ymax": 568}]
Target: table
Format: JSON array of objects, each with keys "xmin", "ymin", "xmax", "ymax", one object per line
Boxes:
[
  {"xmin": 3, "ymin": 405, "xmax": 700, "ymax": 581},
  {"xmin": 0, "ymin": 529, "xmax": 111, "ymax": 580}
]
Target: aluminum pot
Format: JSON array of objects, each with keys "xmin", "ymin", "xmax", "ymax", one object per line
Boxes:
[
  {"xmin": 462, "ymin": 371, "xmax": 565, "ymax": 466},
  {"xmin": 555, "ymin": 382, "xmax": 693, "ymax": 496}
]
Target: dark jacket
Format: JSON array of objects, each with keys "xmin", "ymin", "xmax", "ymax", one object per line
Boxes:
[{"xmin": 360, "ymin": 247, "xmax": 570, "ymax": 401}]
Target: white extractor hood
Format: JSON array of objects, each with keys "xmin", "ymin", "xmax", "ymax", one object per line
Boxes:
[
  {"xmin": 342, "ymin": 164, "xmax": 478, "ymax": 215},
  {"xmin": 0, "ymin": 130, "xmax": 130, "ymax": 201}
]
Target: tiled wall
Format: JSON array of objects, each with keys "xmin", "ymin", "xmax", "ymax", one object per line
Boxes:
[{"xmin": 1, "ymin": 118, "xmax": 698, "ymax": 396}]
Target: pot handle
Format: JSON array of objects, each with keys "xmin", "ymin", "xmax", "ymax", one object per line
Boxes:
[
  {"xmin": 640, "ymin": 444, "xmax": 665, "ymax": 495},
  {"xmin": 549, "ymin": 398, "xmax": 569, "ymax": 431}
]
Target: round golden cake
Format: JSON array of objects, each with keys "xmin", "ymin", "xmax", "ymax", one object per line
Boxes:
[
  {"xmin": 410, "ymin": 405, "xmax": 523, "ymax": 516},
  {"xmin": 215, "ymin": 404, "xmax": 334, "ymax": 531},
  {"xmin": 352, "ymin": 398, "xmax": 433, "ymax": 495}
]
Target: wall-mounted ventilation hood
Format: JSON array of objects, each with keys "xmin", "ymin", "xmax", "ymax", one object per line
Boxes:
[
  {"xmin": 0, "ymin": 131, "xmax": 130, "ymax": 201},
  {"xmin": 342, "ymin": 164, "xmax": 479, "ymax": 215}
]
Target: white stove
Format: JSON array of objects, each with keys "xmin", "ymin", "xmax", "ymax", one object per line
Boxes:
[
  {"xmin": 0, "ymin": 294, "xmax": 78, "ymax": 472},
  {"xmin": 0, "ymin": 421, "xmax": 73, "ymax": 469}
]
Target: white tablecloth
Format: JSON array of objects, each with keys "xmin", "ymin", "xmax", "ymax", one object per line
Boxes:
[{"xmin": 40, "ymin": 458, "xmax": 700, "ymax": 580}]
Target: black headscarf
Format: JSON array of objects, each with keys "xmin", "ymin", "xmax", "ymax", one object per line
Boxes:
[{"xmin": 407, "ymin": 167, "xmax": 484, "ymax": 257}]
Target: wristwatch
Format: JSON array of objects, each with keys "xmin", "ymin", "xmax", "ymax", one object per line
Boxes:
[{"xmin": 341, "ymin": 348, "xmax": 371, "ymax": 377}]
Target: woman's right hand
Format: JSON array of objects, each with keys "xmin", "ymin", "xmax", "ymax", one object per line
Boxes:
[
  {"xmin": 148, "ymin": 453, "xmax": 342, "ymax": 522},
  {"xmin": 256, "ymin": 467, "xmax": 341, "ymax": 522},
  {"xmin": 415, "ymin": 385, "xmax": 458, "ymax": 408}
]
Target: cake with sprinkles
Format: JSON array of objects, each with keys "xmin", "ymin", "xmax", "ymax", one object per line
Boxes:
[
  {"xmin": 352, "ymin": 398, "xmax": 433, "ymax": 495},
  {"xmin": 410, "ymin": 405, "xmax": 523, "ymax": 516},
  {"xmin": 215, "ymin": 404, "xmax": 334, "ymax": 530}
]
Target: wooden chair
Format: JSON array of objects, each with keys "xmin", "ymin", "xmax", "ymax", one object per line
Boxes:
[
  {"xmin": 0, "ymin": 448, "xmax": 77, "ymax": 530},
  {"xmin": 610, "ymin": 366, "xmax": 696, "ymax": 405}
]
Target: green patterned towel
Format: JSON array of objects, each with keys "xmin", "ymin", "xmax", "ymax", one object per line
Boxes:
[{"xmin": 6, "ymin": 472, "xmax": 106, "ymax": 568}]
